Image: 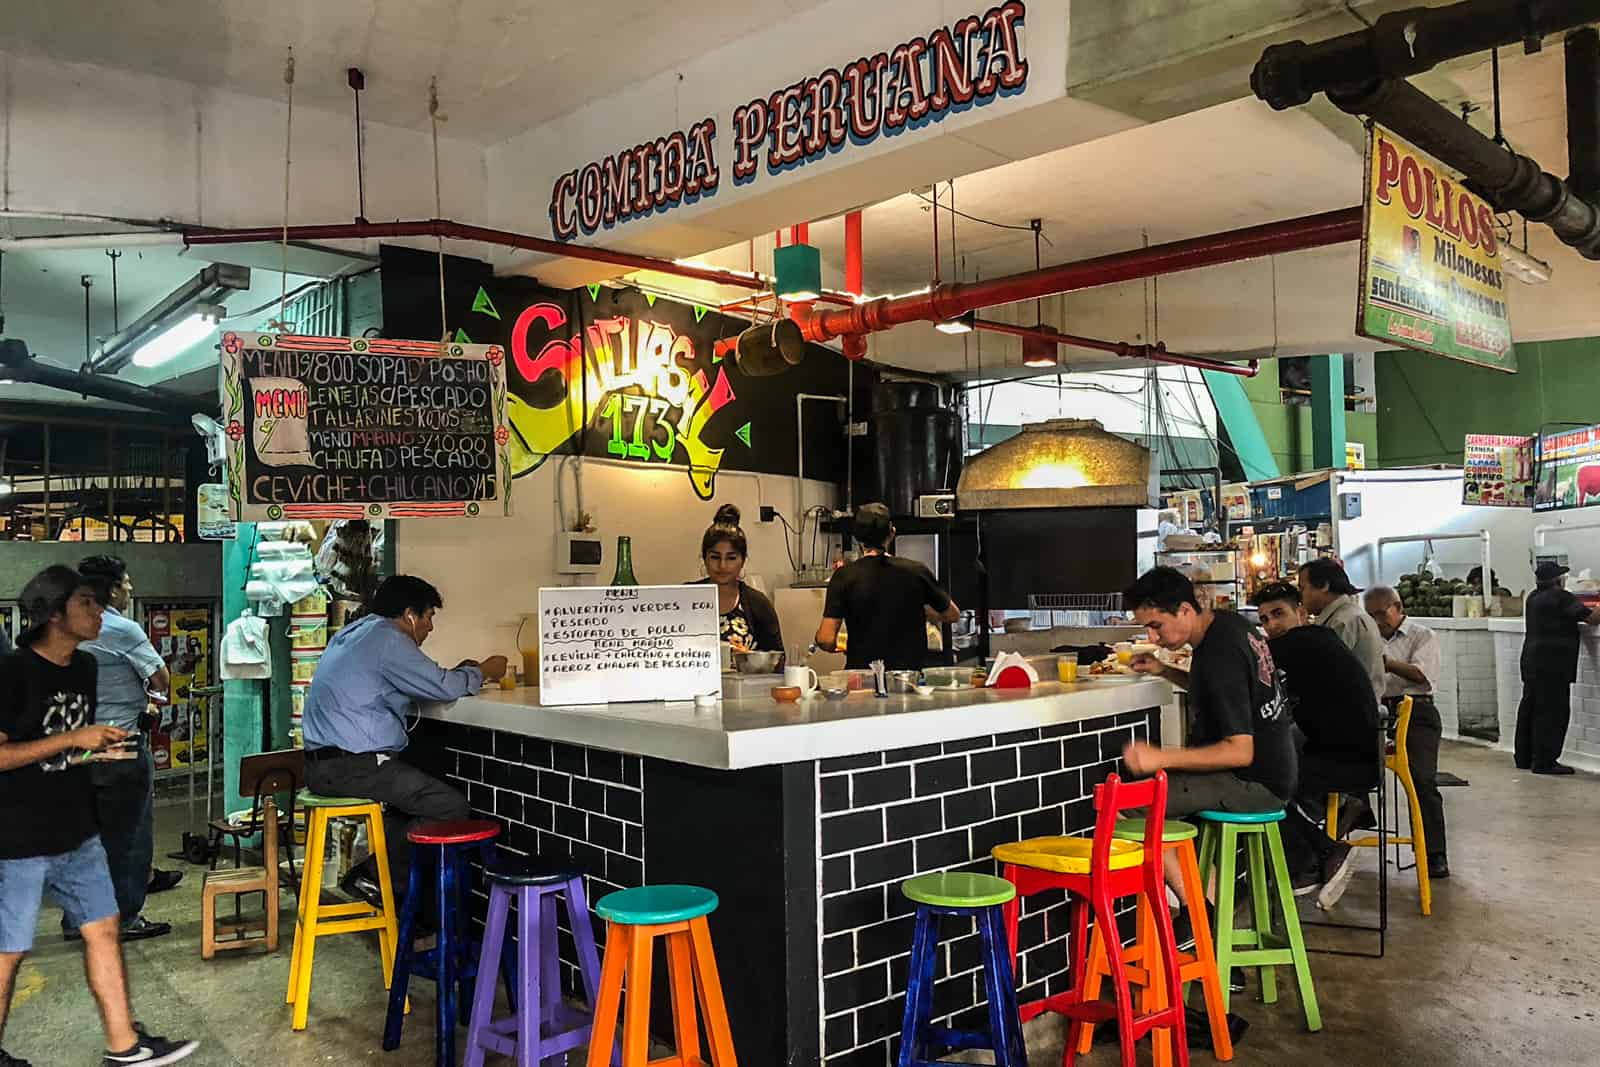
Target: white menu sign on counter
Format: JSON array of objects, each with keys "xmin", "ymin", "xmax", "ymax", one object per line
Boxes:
[{"xmin": 537, "ymin": 584, "xmax": 721, "ymax": 706}]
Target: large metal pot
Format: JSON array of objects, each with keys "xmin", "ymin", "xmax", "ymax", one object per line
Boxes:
[{"xmin": 731, "ymin": 650, "xmax": 785, "ymax": 674}]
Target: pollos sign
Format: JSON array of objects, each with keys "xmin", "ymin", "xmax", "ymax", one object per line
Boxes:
[{"xmin": 548, "ymin": 1, "xmax": 1030, "ymax": 240}]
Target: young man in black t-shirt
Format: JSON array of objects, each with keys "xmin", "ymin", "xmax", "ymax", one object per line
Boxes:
[
  {"xmin": 815, "ymin": 503, "xmax": 959, "ymax": 670},
  {"xmin": 0, "ymin": 566, "xmax": 197, "ymax": 1067},
  {"xmin": 1123, "ymin": 568, "xmax": 1296, "ymax": 897}
]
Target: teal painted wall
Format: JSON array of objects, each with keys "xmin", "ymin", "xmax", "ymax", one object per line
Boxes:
[
  {"xmin": 1375, "ymin": 337, "xmax": 1600, "ymax": 466},
  {"xmin": 1237, "ymin": 359, "xmax": 1379, "ymax": 474}
]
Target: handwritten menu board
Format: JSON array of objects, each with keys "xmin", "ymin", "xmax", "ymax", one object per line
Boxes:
[
  {"xmin": 538, "ymin": 585, "xmax": 720, "ymax": 706},
  {"xmin": 221, "ymin": 332, "xmax": 511, "ymax": 521}
]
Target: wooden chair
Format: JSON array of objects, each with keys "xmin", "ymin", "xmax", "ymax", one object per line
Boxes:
[
  {"xmin": 208, "ymin": 747, "xmax": 304, "ymax": 898},
  {"xmin": 201, "ymin": 748, "xmax": 303, "ymax": 959}
]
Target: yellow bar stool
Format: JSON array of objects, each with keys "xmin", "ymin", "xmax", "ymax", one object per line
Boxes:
[
  {"xmin": 286, "ymin": 790, "xmax": 405, "ymax": 1031},
  {"xmin": 1327, "ymin": 696, "xmax": 1431, "ymax": 916}
]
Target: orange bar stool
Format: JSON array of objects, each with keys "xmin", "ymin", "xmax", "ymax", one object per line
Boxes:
[
  {"xmin": 993, "ymin": 771, "xmax": 1188, "ymax": 1067},
  {"xmin": 286, "ymin": 791, "xmax": 402, "ymax": 1032},
  {"xmin": 1327, "ymin": 695, "xmax": 1431, "ymax": 916},
  {"xmin": 1077, "ymin": 818, "xmax": 1233, "ymax": 1063},
  {"xmin": 584, "ymin": 884, "xmax": 737, "ymax": 1067}
]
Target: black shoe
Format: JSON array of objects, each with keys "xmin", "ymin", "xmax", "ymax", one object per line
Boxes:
[
  {"xmin": 0, "ymin": 1048, "xmax": 35, "ymax": 1065},
  {"xmin": 1428, "ymin": 859, "xmax": 1451, "ymax": 880},
  {"xmin": 120, "ymin": 916, "xmax": 172, "ymax": 942},
  {"xmin": 147, "ymin": 869, "xmax": 184, "ymax": 894},
  {"xmin": 339, "ymin": 867, "xmax": 385, "ymax": 909},
  {"xmin": 1514, "ymin": 761, "xmax": 1532, "ymax": 770},
  {"xmin": 103, "ymin": 1030, "xmax": 197, "ymax": 1066},
  {"xmin": 1291, "ymin": 865, "xmax": 1321, "ymax": 897},
  {"xmin": 1532, "ymin": 763, "xmax": 1577, "ymax": 776}
]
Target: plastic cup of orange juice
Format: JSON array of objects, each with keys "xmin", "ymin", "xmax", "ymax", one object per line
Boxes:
[{"xmin": 1057, "ymin": 658, "xmax": 1079, "ymax": 683}]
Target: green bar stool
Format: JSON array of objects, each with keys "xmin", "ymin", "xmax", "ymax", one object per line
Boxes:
[{"xmin": 1193, "ymin": 809, "xmax": 1321, "ymax": 1032}]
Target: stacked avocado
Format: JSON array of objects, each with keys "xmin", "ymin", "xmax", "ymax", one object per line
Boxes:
[{"xmin": 1395, "ymin": 571, "xmax": 1469, "ymax": 617}]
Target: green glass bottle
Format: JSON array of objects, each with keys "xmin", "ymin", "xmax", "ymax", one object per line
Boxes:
[{"xmin": 610, "ymin": 536, "xmax": 639, "ymax": 586}]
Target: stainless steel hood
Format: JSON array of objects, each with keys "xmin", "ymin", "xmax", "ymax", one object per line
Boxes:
[{"xmin": 956, "ymin": 418, "xmax": 1157, "ymax": 511}]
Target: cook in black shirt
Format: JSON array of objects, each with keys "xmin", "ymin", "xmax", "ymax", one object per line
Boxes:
[
  {"xmin": 0, "ymin": 565, "xmax": 198, "ymax": 1065},
  {"xmin": 1515, "ymin": 561, "xmax": 1600, "ymax": 774},
  {"xmin": 1123, "ymin": 567, "xmax": 1295, "ymax": 893},
  {"xmin": 815, "ymin": 503, "xmax": 959, "ymax": 670}
]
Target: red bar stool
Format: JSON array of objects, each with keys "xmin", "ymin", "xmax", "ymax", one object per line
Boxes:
[
  {"xmin": 992, "ymin": 771, "xmax": 1188, "ymax": 1067},
  {"xmin": 384, "ymin": 819, "xmax": 502, "ymax": 1067}
]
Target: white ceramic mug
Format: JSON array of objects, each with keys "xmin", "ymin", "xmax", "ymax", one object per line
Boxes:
[{"xmin": 783, "ymin": 665, "xmax": 819, "ymax": 695}]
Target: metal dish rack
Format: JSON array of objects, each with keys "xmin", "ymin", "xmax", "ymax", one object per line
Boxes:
[{"xmin": 1025, "ymin": 592, "xmax": 1127, "ymax": 628}]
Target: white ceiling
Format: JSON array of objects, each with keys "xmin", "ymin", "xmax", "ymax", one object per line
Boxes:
[{"xmin": 0, "ymin": 0, "xmax": 832, "ymax": 143}]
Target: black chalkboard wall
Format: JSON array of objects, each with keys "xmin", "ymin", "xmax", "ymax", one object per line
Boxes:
[{"xmin": 380, "ymin": 246, "xmax": 856, "ymax": 500}]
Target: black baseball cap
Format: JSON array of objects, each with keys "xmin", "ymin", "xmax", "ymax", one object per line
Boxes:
[
  {"xmin": 1535, "ymin": 561, "xmax": 1570, "ymax": 582},
  {"xmin": 854, "ymin": 503, "xmax": 893, "ymax": 548}
]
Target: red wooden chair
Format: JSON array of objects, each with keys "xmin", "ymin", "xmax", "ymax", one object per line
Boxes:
[{"xmin": 993, "ymin": 770, "xmax": 1188, "ymax": 1067}]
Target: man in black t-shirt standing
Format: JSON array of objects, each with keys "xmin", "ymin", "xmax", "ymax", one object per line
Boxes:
[
  {"xmin": 1516, "ymin": 561, "xmax": 1600, "ymax": 774},
  {"xmin": 815, "ymin": 503, "xmax": 960, "ymax": 670},
  {"xmin": 1123, "ymin": 568, "xmax": 1296, "ymax": 894},
  {"xmin": 0, "ymin": 566, "xmax": 196, "ymax": 1067}
]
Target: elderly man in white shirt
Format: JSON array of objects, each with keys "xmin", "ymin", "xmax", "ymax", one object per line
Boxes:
[{"xmin": 1365, "ymin": 585, "xmax": 1450, "ymax": 880}]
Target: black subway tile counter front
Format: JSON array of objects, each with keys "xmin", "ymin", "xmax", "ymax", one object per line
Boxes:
[{"xmin": 411, "ymin": 677, "xmax": 1171, "ymax": 1067}]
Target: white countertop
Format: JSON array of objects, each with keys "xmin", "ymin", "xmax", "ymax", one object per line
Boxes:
[{"xmin": 421, "ymin": 676, "xmax": 1171, "ymax": 770}]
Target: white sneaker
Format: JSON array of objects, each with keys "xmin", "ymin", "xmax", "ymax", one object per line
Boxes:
[{"xmin": 1315, "ymin": 843, "xmax": 1357, "ymax": 911}]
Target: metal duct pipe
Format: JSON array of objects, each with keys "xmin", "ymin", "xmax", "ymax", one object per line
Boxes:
[
  {"xmin": 0, "ymin": 339, "xmax": 209, "ymax": 417},
  {"xmin": 1252, "ymin": 0, "xmax": 1600, "ymax": 110},
  {"xmin": 1328, "ymin": 78, "xmax": 1600, "ymax": 258},
  {"xmin": 184, "ymin": 218, "xmax": 768, "ymax": 292},
  {"xmin": 792, "ymin": 207, "xmax": 1363, "ymax": 345},
  {"xmin": 971, "ymin": 318, "xmax": 1261, "ymax": 377},
  {"xmin": 1567, "ymin": 27, "xmax": 1600, "ymax": 201}
]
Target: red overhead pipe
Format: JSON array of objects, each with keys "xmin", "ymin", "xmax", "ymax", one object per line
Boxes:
[
  {"xmin": 840, "ymin": 210, "xmax": 867, "ymax": 360},
  {"xmin": 183, "ymin": 218, "xmax": 768, "ymax": 292},
  {"xmin": 794, "ymin": 206, "xmax": 1363, "ymax": 345},
  {"xmin": 972, "ymin": 318, "xmax": 1260, "ymax": 377}
]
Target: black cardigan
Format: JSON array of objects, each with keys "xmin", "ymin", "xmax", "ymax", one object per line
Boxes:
[{"xmin": 691, "ymin": 578, "xmax": 785, "ymax": 652}]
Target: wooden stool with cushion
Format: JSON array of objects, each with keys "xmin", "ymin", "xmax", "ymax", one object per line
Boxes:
[{"xmin": 201, "ymin": 749, "xmax": 303, "ymax": 959}]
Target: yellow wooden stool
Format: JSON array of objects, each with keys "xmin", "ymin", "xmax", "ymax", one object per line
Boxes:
[
  {"xmin": 1327, "ymin": 696, "xmax": 1431, "ymax": 916},
  {"xmin": 286, "ymin": 790, "xmax": 405, "ymax": 1031}
]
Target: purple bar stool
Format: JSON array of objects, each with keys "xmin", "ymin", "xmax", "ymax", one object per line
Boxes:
[{"xmin": 464, "ymin": 855, "xmax": 614, "ymax": 1067}]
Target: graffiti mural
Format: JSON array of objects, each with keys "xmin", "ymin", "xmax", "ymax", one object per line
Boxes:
[{"xmin": 379, "ymin": 246, "xmax": 853, "ymax": 499}]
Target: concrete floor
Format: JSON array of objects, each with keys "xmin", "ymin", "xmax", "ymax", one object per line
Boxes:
[{"xmin": 3, "ymin": 741, "xmax": 1596, "ymax": 1066}]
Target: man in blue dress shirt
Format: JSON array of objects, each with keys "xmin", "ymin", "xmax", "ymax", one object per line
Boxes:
[
  {"xmin": 76, "ymin": 556, "xmax": 176, "ymax": 942},
  {"xmin": 302, "ymin": 575, "xmax": 505, "ymax": 907}
]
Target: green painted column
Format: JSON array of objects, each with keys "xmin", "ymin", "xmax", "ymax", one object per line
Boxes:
[
  {"xmin": 1310, "ymin": 354, "xmax": 1347, "ymax": 470},
  {"xmin": 221, "ymin": 529, "xmax": 263, "ymax": 810},
  {"xmin": 1202, "ymin": 370, "xmax": 1281, "ymax": 481}
]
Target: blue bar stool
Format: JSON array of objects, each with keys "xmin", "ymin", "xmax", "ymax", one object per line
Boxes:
[
  {"xmin": 896, "ymin": 872, "xmax": 1026, "ymax": 1067},
  {"xmin": 382, "ymin": 818, "xmax": 501, "ymax": 1065}
]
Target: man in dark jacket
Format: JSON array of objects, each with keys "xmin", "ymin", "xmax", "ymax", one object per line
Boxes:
[{"xmin": 1516, "ymin": 562, "xmax": 1600, "ymax": 774}]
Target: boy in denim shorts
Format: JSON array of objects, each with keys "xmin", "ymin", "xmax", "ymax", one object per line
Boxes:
[{"xmin": 0, "ymin": 566, "xmax": 196, "ymax": 1067}]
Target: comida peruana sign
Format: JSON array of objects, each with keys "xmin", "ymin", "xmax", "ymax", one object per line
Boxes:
[
  {"xmin": 547, "ymin": 1, "xmax": 1029, "ymax": 240},
  {"xmin": 1356, "ymin": 124, "xmax": 1515, "ymax": 371}
]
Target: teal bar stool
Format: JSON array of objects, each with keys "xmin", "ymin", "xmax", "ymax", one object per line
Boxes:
[
  {"xmin": 585, "ymin": 885, "xmax": 738, "ymax": 1066},
  {"xmin": 1193, "ymin": 809, "xmax": 1321, "ymax": 1031}
]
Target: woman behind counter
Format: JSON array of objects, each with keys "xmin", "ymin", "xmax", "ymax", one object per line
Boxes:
[{"xmin": 692, "ymin": 504, "xmax": 783, "ymax": 652}]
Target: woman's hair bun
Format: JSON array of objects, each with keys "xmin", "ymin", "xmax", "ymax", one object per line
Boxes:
[{"xmin": 713, "ymin": 503, "xmax": 742, "ymax": 527}]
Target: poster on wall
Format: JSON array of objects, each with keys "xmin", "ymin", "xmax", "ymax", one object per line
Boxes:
[
  {"xmin": 221, "ymin": 333, "xmax": 511, "ymax": 522},
  {"xmin": 1220, "ymin": 483, "xmax": 1251, "ymax": 521},
  {"xmin": 196, "ymin": 483, "xmax": 237, "ymax": 540},
  {"xmin": 143, "ymin": 604, "xmax": 214, "ymax": 772},
  {"xmin": 379, "ymin": 247, "xmax": 853, "ymax": 503},
  {"xmin": 1356, "ymin": 124, "xmax": 1515, "ymax": 371},
  {"xmin": 537, "ymin": 585, "xmax": 720, "ymax": 706},
  {"xmin": 1534, "ymin": 424, "xmax": 1600, "ymax": 512},
  {"xmin": 1463, "ymin": 433, "xmax": 1535, "ymax": 507}
]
